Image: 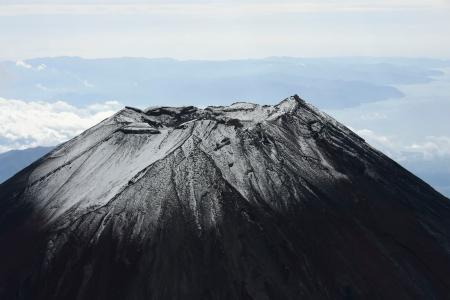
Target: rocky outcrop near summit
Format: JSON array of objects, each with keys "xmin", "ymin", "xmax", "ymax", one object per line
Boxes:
[{"xmin": 0, "ymin": 95, "xmax": 450, "ymax": 299}]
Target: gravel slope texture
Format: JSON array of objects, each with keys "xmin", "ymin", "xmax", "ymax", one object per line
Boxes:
[{"xmin": 1, "ymin": 95, "xmax": 450, "ymax": 300}]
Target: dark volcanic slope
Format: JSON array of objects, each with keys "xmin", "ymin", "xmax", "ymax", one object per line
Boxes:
[{"xmin": 1, "ymin": 95, "xmax": 450, "ymax": 300}]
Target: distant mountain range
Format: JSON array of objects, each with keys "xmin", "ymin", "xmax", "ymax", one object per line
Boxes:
[
  {"xmin": 0, "ymin": 146, "xmax": 54, "ymax": 183},
  {"xmin": 2, "ymin": 56, "xmax": 449, "ymax": 108},
  {"xmin": 401, "ymin": 158, "xmax": 450, "ymax": 198}
]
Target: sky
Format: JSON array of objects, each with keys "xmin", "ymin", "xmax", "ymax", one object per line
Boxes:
[{"xmin": 1, "ymin": 0, "xmax": 450, "ymax": 60}]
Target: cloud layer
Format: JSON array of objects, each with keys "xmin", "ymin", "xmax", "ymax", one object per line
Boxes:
[
  {"xmin": 0, "ymin": 97, "xmax": 121, "ymax": 153},
  {"xmin": 0, "ymin": 2, "xmax": 447, "ymax": 16},
  {"xmin": 1, "ymin": 0, "xmax": 449, "ymax": 15},
  {"xmin": 356, "ymin": 129, "xmax": 450, "ymax": 162},
  {"xmin": 1, "ymin": 1, "xmax": 449, "ymax": 60}
]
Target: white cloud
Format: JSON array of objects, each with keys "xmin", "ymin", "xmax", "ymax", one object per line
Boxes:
[
  {"xmin": 356, "ymin": 129, "xmax": 394, "ymax": 147},
  {"xmin": 355, "ymin": 128, "xmax": 400, "ymax": 158},
  {"xmin": 356, "ymin": 128, "xmax": 450, "ymax": 162},
  {"xmin": 359, "ymin": 112, "xmax": 387, "ymax": 121},
  {"xmin": 1, "ymin": 1, "xmax": 449, "ymax": 60},
  {"xmin": 0, "ymin": 1, "xmax": 447, "ymax": 16},
  {"xmin": 35, "ymin": 83, "xmax": 51, "ymax": 91},
  {"xmin": 36, "ymin": 64, "xmax": 47, "ymax": 71},
  {"xmin": 82, "ymin": 80, "xmax": 94, "ymax": 88},
  {"xmin": 408, "ymin": 136, "xmax": 450, "ymax": 160},
  {"xmin": 0, "ymin": 97, "xmax": 121, "ymax": 153},
  {"xmin": 16, "ymin": 60, "xmax": 47, "ymax": 71},
  {"xmin": 15, "ymin": 60, "xmax": 32, "ymax": 69}
]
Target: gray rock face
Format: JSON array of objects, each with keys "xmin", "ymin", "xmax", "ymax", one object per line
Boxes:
[{"xmin": 1, "ymin": 95, "xmax": 450, "ymax": 300}]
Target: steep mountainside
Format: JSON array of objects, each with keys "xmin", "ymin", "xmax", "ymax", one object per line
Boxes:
[{"xmin": 1, "ymin": 95, "xmax": 449, "ymax": 300}]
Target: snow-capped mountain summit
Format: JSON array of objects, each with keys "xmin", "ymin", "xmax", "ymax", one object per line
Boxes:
[{"xmin": 1, "ymin": 95, "xmax": 450, "ymax": 299}]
